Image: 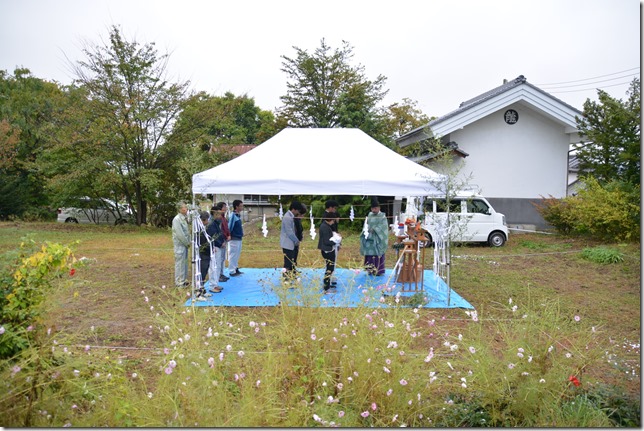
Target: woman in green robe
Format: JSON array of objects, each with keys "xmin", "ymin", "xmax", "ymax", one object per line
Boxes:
[{"xmin": 360, "ymin": 198, "xmax": 390, "ymax": 275}]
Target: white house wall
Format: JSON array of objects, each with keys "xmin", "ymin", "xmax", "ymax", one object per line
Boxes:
[{"xmin": 449, "ymin": 103, "xmax": 569, "ymax": 199}]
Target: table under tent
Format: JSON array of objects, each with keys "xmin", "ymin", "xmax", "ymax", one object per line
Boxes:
[{"xmin": 187, "ymin": 128, "xmax": 473, "ymax": 309}]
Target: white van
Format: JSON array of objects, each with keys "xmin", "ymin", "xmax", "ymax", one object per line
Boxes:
[{"xmin": 411, "ymin": 194, "xmax": 509, "ymax": 247}]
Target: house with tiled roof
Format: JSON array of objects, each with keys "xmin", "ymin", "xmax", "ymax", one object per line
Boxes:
[{"xmin": 396, "ymin": 75, "xmax": 584, "ymax": 229}]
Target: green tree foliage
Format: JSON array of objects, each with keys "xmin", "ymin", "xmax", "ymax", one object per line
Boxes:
[
  {"xmin": 574, "ymin": 78, "xmax": 640, "ymax": 186},
  {"xmin": 534, "ymin": 176, "xmax": 640, "ymax": 241},
  {"xmin": 277, "ymin": 39, "xmax": 389, "ymax": 141},
  {"xmin": 172, "ymin": 91, "xmax": 277, "ymax": 157},
  {"xmin": 382, "ymin": 98, "xmax": 431, "ymax": 141},
  {"xmin": 0, "ymin": 69, "xmax": 66, "ymax": 220},
  {"xmin": 161, "ymin": 92, "xmax": 279, "ymax": 224},
  {"xmin": 44, "ymin": 26, "xmax": 191, "ymax": 225}
]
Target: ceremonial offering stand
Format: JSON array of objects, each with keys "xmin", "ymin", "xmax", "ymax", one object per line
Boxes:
[{"xmin": 394, "ymin": 225, "xmax": 428, "ymax": 292}]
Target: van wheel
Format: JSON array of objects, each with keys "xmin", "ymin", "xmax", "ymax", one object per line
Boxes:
[
  {"xmin": 488, "ymin": 232, "xmax": 506, "ymax": 247},
  {"xmin": 65, "ymin": 218, "xmax": 78, "ymax": 224},
  {"xmin": 115, "ymin": 218, "xmax": 127, "ymax": 226}
]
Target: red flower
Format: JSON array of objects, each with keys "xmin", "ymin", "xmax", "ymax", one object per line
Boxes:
[
  {"xmin": 69, "ymin": 268, "xmax": 76, "ymax": 276},
  {"xmin": 568, "ymin": 375, "xmax": 581, "ymax": 387}
]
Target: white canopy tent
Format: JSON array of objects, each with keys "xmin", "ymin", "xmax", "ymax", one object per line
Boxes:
[{"xmin": 192, "ymin": 128, "xmax": 445, "ymax": 196}]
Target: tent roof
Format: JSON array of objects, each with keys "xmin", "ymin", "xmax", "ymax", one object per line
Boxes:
[{"xmin": 192, "ymin": 128, "xmax": 445, "ymax": 196}]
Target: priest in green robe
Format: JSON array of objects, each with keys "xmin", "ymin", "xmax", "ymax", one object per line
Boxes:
[{"xmin": 360, "ymin": 198, "xmax": 389, "ymax": 276}]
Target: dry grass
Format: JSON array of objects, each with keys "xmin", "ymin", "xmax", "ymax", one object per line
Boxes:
[{"xmin": 0, "ymin": 220, "xmax": 639, "ymax": 397}]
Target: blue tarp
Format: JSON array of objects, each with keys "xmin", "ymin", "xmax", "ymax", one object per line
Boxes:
[{"xmin": 185, "ymin": 268, "xmax": 473, "ymax": 309}]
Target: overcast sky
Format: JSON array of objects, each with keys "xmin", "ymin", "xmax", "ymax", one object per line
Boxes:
[{"xmin": 1, "ymin": 0, "xmax": 640, "ymax": 117}]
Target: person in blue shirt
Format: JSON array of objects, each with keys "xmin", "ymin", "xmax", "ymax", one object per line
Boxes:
[{"xmin": 227, "ymin": 199, "xmax": 244, "ymax": 277}]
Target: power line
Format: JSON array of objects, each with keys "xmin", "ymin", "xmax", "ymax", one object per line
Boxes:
[
  {"xmin": 547, "ymin": 80, "xmax": 635, "ymax": 94},
  {"xmin": 539, "ymin": 73, "xmax": 639, "ymax": 90},
  {"xmin": 535, "ymin": 67, "xmax": 640, "ymax": 86}
]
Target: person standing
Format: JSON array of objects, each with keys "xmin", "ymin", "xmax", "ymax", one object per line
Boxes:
[
  {"xmin": 194, "ymin": 211, "xmax": 214, "ymax": 301},
  {"xmin": 360, "ymin": 198, "xmax": 390, "ymax": 276},
  {"xmin": 172, "ymin": 202, "xmax": 191, "ymax": 287},
  {"xmin": 318, "ymin": 211, "xmax": 340, "ymax": 294},
  {"xmin": 213, "ymin": 202, "xmax": 230, "ymax": 283},
  {"xmin": 206, "ymin": 207, "xmax": 225, "ymax": 294},
  {"xmin": 280, "ymin": 201, "xmax": 305, "ymax": 281},
  {"xmin": 324, "ymin": 199, "xmax": 339, "ymax": 232},
  {"xmin": 322, "ymin": 199, "xmax": 341, "ymax": 286},
  {"xmin": 227, "ymin": 199, "xmax": 244, "ymax": 277},
  {"xmin": 293, "ymin": 203, "xmax": 306, "ymax": 273}
]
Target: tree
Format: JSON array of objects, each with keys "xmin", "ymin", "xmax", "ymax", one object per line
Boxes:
[
  {"xmin": 159, "ymin": 91, "xmax": 278, "ymax": 225},
  {"xmin": 172, "ymin": 91, "xmax": 278, "ymax": 154},
  {"xmin": 574, "ymin": 78, "xmax": 640, "ymax": 186},
  {"xmin": 277, "ymin": 39, "xmax": 388, "ymax": 138},
  {"xmin": 0, "ymin": 68, "xmax": 65, "ymax": 220},
  {"xmin": 382, "ymin": 98, "xmax": 431, "ymax": 141},
  {"xmin": 49, "ymin": 25, "xmax": 191, "ymax": 225}
]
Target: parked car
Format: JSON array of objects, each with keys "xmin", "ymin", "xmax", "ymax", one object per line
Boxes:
[
  {"xmin": 57, "ymin": 197, "xmax": 132, "ymax": 225},
  {"xmin": 412, "ymin": 194, "xmax": 509, "ymax": 247}
]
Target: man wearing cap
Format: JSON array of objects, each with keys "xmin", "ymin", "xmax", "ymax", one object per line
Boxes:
[{"xmin": 360, "ymin": 198, "xmax": 389, "ymax": 276}]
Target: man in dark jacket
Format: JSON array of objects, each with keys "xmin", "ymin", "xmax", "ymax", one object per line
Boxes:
[{"xmin": 318, "ymin": 211, "xmax": 340, "ymax": 293}]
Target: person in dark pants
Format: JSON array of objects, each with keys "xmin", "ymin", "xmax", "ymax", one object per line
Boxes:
[
  {"xmin": 323, "ymin": 199, "xmax": 340, "ymax": 286},
  {"xmin": 227, "ymin": 200, "xmax": 244, "ymax": 277},
  {"xmin": 213, "ymin": 201, "xmax": 231, "ymax": 283},
  {"xmin": 195, "ymin": 211, "xmax": 213, "ymax": 301},
  {"xmin": 293, "ymin": 203, "xmax": 306, "ymax": 273},
  {"xmin": 280, "ymin": 201, "xmax": 306, "ymax": 281},
  {"xmin": 318, "ymin": 211, "xmax": 340, "ymax": 294}
]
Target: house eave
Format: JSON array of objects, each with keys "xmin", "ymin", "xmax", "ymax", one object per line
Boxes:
[{"xmin": 396, "ymin": 75, "xmax": 584, "ymax": 147}]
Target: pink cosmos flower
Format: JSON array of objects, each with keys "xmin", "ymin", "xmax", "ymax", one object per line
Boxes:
[
  {"xmin": 574, "ymin": 315, "xmax": 581, "ymax": 322},
  {"xmin": 361, "ymin": 411, "xmax": 370, "ymax": 418},
  {"xmin": 164, "ymin": 367, "xmax": 173, "ymax": 375},
  {"xmin": 338, "ymin": 411, "xmax": 345, "ymax": 418},
  {"xmin": 371, "ymin": 402, "xmax": 377, "ymax": 411},
  {"xmin": 386, "ymin": 388, "xmax": 393, "ymax": 396},
  {"xmin": 399, "ymin": 379, "xmax": 408, "ymax": 386}
]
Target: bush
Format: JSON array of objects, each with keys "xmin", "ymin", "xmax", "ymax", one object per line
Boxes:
[
  {"xmin": 0, "ymin": 238, "xmax": 77, "ymax": 359},
  {"xmin": 581, "ymin": 246, "xmax": 624, "ymax": 264},
  {"xmin": 534, "ymin": 178, "xmax": 640, "ymax": 241},
  {"xmin": 585, "ymin": 382, "xmax": 641, "ymax": 427},
  {"xmin": 533, "ymin": 195, "xmax": 576, "ymax": 234}
]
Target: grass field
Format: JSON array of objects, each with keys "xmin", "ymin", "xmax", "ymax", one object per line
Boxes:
[{"xmin": 0, "ymin": 219, "xmax": 640, "ymax": 425}]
